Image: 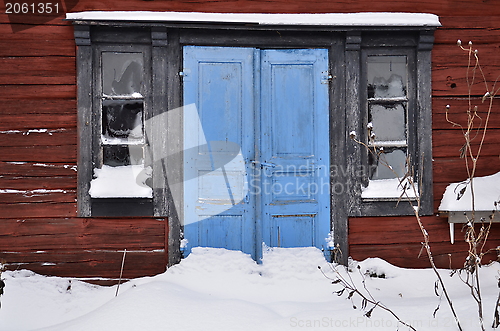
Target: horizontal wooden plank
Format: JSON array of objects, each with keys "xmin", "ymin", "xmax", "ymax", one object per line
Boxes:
[
  {"xmin": 0, "ymin": 22, "xmax": 73, "ymax": 38},
  {"xmin": 0, "ymin": 99, "xmax": 76, "ymax": 115},
  {"xmin": 0, "ymin": 145, "xmax": 76, "ymax": 162},
  {"xmin": 0, "ymin": 190, "xmax": 76, "ymax": 203},
  {"xmin": 0, "ymin": 24, "xmax": 75, "ymax": 56},
  {"xmin": 0, "ymin": 129, "xmax": 76, "ymax": 146},
  {"xmin": 350, "ymin": 214, "xmax": 500, "ymax": 243},
  {"xmin": 433, "ymin": 43, "xmax": 500, "ymax": 67},
  {"xmin": 0, "ymin": 85, "xmax": 75, "ymax": 99},
  {"xmin": 0, "ymin": 161, "xmax": 76, "ymax": 176},
  {"xmin": 432, "ymin": 156, "xmax": 500, "ymax": 184},
  {"xmin": 432, "ymin": 65, "xmax": 500, "ymax": 97},
  {"xmin": 0, "ymin": 202, "xmax": 76, "ymax": 218},
  {"xmin": 0, "ymin": 113, "xmax": 77, "ymax": 129},
  {"xmin": 0, "ymin": 218, "xmax": 165, "ymax": 250},
  {"xmin": 0, "ymin": 38, "xmax": 75, "ymax": 57},
  {"xmin": 0, "ymin": 250, "xmax": 166, "ymax": 279},
  {"xmin": 435, "ymin": 26, "xmax": 500, "ymax": 46},
  {"xmin": 437, "ymin": 16, "xmax": 500, "ymax": 32},
  {"xmin": 432, "ymin": 97, "xmax": 500, "ymax": 130},
  {"xmin": 0, "ymin": 56, "xmax": 76, "ymax": 85},
  {"xmin": 349, "ymin": 215, "xmax": 445, "ymax": 245},
  {"xmin": 0, "ymin": 175, "xmax": 76, "ymax": 190},
  {"xmin": 432, "ymin": 129, "xmax": 500, "ymax": 158}
]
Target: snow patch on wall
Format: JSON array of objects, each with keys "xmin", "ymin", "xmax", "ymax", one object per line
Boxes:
[
  {"xmin": 89, "ymin": 165, "xmax": 152, "ymax": 198},
  {"xmin": 439, "ymin": 171, "xmax": 500, "ymax": 212}
]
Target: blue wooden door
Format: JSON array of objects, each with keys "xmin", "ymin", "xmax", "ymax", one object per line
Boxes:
[
  {"xmin": 183, "ymin": 47, "xmax": 330, "ymax": 260},
  {"xmin": 259, "ymin": 49, "xmax": 330, "ymax": 253},
  {"xmin": 182, "ymin": 46, "xmax": 256, "ymax": 258}
]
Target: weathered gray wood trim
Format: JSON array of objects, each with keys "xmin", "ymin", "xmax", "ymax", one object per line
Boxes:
[
  {"xmin": 339, "ymin": 31, "xmax": 363, "ymax": 264},
  {"xmin": 165, "ymin": 29, "xmax": 183, "ymax": 266},
  {"xmin": 75, "ymin": 25, "xmax": 92, "ymax": 217},
  {"xmin": 417, "ymin": 30, "xmax": 435, "ymax": 216},
  {"xmin": 151, "ymin": 27, "xmax": 169, "ymax": 217},
  {"xmin": 328, "ymin": 34, "xmax": 349, "ymax": 264},
  {"xmin": 180, "ymin": 29, "xmax": 337, "ymax": 47}
]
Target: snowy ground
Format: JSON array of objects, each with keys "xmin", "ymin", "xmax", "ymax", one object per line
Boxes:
[{"xmin": 0, "ymin": 247, "xmax": 499, "ymax": 331}]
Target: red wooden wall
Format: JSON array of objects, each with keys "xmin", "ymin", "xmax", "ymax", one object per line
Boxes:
[{"xmin": 1, "ymin": 0, "xmax": 499, "ymax": 278}]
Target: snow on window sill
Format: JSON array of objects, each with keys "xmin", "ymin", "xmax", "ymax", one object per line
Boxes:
[
  {"xmin": 89, "ymin": 164, "xmax": 152, "ymax": 198},
  {"xmin": 361, "ymin": 178, "xmax": 418, "ymax": 200}
]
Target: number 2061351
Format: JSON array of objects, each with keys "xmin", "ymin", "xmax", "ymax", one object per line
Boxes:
[{"xmin": 5, "ymin": 2, "xmax": 59, "ymax": 14}]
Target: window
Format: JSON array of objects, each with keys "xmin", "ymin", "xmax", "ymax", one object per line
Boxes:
[
  {"xmin": 74, "ymin": 27, "xmax": 171, "ymax": 217},
  {"xmin": 345, "ymin": 31, "xmax": 434, "ymax": 217},
  {"xmin": 89, "ymin": 47, "xmax": 152, "ymax": 199}
]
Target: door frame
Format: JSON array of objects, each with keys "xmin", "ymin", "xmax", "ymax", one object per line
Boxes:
[{"xmin": 169, "ymin": 30, "xmax": 348, "ymax": 262}]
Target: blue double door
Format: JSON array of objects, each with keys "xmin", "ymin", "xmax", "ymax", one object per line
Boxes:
[{"xmin": 183, "ymin": 46, "xmax": 331, "ymax": 260}]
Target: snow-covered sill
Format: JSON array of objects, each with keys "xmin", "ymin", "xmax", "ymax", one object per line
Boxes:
[
  {"xmin": 89, "ymin": 165, "xmax": 152, "ymax": 198},
  {"xmin": 66, "ymin": 11, "xmax": 441, "ymax": 27},
  {"xmin": 361, "ymin": 178, "xmax": 418, "ymax": 200}
]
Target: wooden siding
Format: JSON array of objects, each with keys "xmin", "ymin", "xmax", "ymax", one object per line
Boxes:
[{"xmin": 0, "ymin": 0, "xmax": 499, "ymax": 278}]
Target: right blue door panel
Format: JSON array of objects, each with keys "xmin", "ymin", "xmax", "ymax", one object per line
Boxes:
[
  {"xmin": 183, "ymin": 47, "xmax": 330, "ymax": 260},
  {"xmin": 260, "ymin": 49, "xmax": 330, "ymax": 251}
]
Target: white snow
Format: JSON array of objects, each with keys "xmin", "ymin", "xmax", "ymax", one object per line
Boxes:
[
  {"xmin": 89, "ymin": 165, "xmax": 152, "ymax": 198},
  {"xmin": 0, "ymin": 247, "xmax": 499, "ymax": 331},
  {"xmin": 361, "ymin": 178, "xmax": 418, "ymax": 199},
  {"xmin": 439, "ymin": 171, "xmax": 500, "ymax": 211},
  {"xmin": 66, "ymin": 11, "xmax": 441, "ymax": 27}
]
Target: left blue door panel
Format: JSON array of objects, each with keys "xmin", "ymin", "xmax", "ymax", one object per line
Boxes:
[{"xmin": 183, "ymin": 46, "xmax": 256, "ymax": 258}]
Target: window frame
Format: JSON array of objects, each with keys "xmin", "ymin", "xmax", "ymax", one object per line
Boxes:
[{"xmin": 345, "ymin": 31, "xmax": 434, "ymax": 217}]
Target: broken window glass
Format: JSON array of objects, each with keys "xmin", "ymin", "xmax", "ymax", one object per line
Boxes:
[
  {"xmin": 103, "ymin": 144, "xmax": 144, "ymax": 167},
  {"xmin": 102, "ymin": 52, "xmax": 144, "ymax": 97},
  {"xmin": 367, "ymin": 56, "xmax": 407, "ymax": 99},
  {"xmin": 102, "ymin": 100, "xmax": 144, "ymax": 143}
]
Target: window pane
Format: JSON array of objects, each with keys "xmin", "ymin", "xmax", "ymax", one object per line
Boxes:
[
  {"xmin": 369, "ymin": 148, "xmax": 407, "ymax": 180},
  {"xmin": 102, "ymin": 52, "xmax": 143, "ymax": 96},
  {"xmin": 367, "ymin": 56, "xmax": 407, "ymax": 98},
  {"xmin": 103, "ymin": 145, "xmax": 144, "ymax": 167},
  {"xmin": 102, "ymin": 100, "xmax": 144, "ymax": 142},
  {"xmin": 369, "ymin": 103, "xmax": 406, "ymax": 143}
]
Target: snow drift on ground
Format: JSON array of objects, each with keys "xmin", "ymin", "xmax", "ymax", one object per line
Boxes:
[{"xmin": 0, "ymin": 247, "xmax": 499, "ymax": 331}]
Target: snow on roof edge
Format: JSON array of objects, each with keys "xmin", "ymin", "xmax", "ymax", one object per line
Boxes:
[{"xmin": 65, "ymin": 11, "xmax": 441, "ymax": 27}]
